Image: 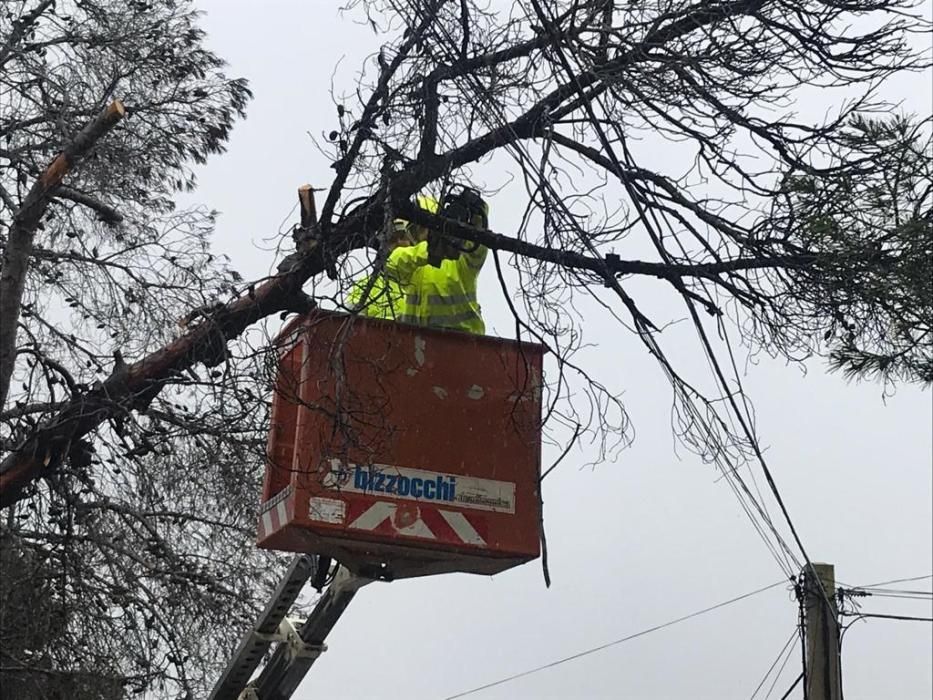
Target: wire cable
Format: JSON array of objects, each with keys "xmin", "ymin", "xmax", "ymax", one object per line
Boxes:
[
  {"xmin": 442, "ymin": 580, "xmax": 786, "ymax": 699},
  {"xmin": 854, "ymin": 590, "xmax": 933, "ymax": 601},
  {"xmin": 778, "ymin": 673, "xmax": 804, "ymax": 700},
  {"xmin": 763, "ymin": 631, "xmax": 800, "ymax": 700},
  {"xmin": 750, "ymin": 627, "xmax": 799, "ymax": 700},
  {"xmin": 858, "ymin": 574, "xmax": 933, "ymax": 589},
  {"xmin": 841, "ymin": 612, "xmax": 933, "ymax": 623}
]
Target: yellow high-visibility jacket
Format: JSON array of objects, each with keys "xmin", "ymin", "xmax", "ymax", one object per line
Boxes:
[
  {"xmin": 346, "ymin": 273, "xmax": 405, "ymax": 321},
  {"xmin": 385, "ymin": 240, "xmax": 486, "ymax": 335}
]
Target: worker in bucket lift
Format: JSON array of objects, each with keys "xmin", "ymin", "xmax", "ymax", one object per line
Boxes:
[{"xmin": 348, "ymin": 187, "xmax": 489, "ymax": 335}]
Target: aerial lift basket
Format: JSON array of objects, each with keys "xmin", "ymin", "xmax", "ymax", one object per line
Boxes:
[{"xmin": 258, "ymin": 310, "xmax": 544, "ymax": 579}]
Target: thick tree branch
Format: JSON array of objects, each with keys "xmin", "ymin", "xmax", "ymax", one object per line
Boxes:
[
  {"xmin": 398, "ymin": 203, "xmax": 816, "ymax": 281},
  {"xmin": 0, "ymin": 178, "xmax": 814, "ymax": 509},
  {"xmin": 2, "ymin": 0, "xmax": 911, "ymax": 512},
  {"xmin": 0, "ymin": 402, "xmax": 65, "ymax": 422},
  {"xmin": 418, "ymin": 75, "xmax": 440, "ymax": 161},
  {"xmin": 54, "ymin": 186, "xmax": 123, "ymax": 225},
  {"xmin": 0, "ymin": 236, "xmax": 322, "ymax": 507},
  {"xmin": 0, "ymin": 0, "xmax": 784, "ymax": 510},
  {"xmin": 0, "ymin": 100, "xmax": 125, "ymax": 411},
  {"xmin": 415, "ymin": 0, "xmax": 768, "ymax": 185}
]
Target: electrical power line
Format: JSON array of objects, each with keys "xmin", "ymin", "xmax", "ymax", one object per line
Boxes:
[
  {"xmin": 763, "ymin": 632, "xmax": 799, "ymax": 700},
  {"xmin": 858, "ymin": 574, "xmax": 933, "ymax": 589},
  {"xmin": 777, "ymin": 673, "xmax": 804, "ymax": 700},
  {"xmin": 442, "ymin": 580, "xmax": 786, "ymax": 699},
  {"xmin": 839, "ymin": 574, "xmax": 933, "ymax": 603},
  {"xmin": 750, "ymin": 627, "xmax": 799, "ymax": 700},
  {"xmin": 855, "ymin": 590, "xmax": 933, "ymax": 601},
  {"xmin": 842, "ymin": 612, "xmax": 933, "ymax": 623}
]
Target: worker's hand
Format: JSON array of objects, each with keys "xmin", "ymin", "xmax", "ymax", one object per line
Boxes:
[{"xmin": 427, "ymin": 230, "xmax": 460, "ymax": 267}]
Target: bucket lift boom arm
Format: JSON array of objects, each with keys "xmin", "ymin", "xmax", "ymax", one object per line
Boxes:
[{"xmin": 209, "ymin": 555, "xmax": 371, "ymax": 700}]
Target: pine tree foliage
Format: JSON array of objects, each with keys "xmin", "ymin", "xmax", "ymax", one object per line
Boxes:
[
  {"xmin": 769, "ymin": 116, "xmax": 932, "ymax": 384},
  {"xmin": 1, "ymin": 2, "xmax": 278, "ymax": 697}
]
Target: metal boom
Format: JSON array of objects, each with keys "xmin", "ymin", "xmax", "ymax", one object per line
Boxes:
[{"xmin": 210, "ymin": 555, "xmax": 371, "ymax": 700}]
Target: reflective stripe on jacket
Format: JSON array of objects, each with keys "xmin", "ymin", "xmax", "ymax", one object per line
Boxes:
[{"xmin": 384, "ymin": 240, "xmax": 486, "ymax": 335}]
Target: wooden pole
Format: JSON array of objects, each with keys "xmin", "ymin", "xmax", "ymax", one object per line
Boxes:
[{"xmin": 803, "ymin": 562, "xmax": 842, "ymax": 700}]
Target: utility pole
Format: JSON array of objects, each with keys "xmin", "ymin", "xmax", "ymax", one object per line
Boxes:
[{"xmin": 802, "ymin": 562, "xmax": 842, "ymax": 700}]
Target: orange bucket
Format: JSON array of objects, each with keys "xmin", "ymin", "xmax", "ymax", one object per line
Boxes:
[{"xmin": 258, "ymin": 310, "xmax": 543, "ymax": 579}]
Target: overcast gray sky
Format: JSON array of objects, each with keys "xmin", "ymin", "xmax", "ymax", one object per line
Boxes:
[{"xmin": 187, "ymin": 2, "xmax": 932, "ymax": 698}]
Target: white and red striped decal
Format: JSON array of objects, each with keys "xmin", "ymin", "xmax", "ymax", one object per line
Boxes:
[
  {"xmin": 438, "ymin": 510, "xmax": 486, "ymax": 546},
  {"xmin": 347, "ymin": 501, "xmax": 488, "ymax": 548},
  {"xmin": 258, "ymin": 488, "xmax": 292, "ymax": 540}
]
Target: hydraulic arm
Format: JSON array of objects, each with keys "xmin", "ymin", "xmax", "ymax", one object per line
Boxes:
[{"xmin": 209, "ymin": 555, "xmax": 371, "ymax": 700}]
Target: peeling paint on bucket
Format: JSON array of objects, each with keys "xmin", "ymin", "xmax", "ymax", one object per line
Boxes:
[{"xmin": 467, "ymin": 384, "xmax": 485, "ymax": 400}]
